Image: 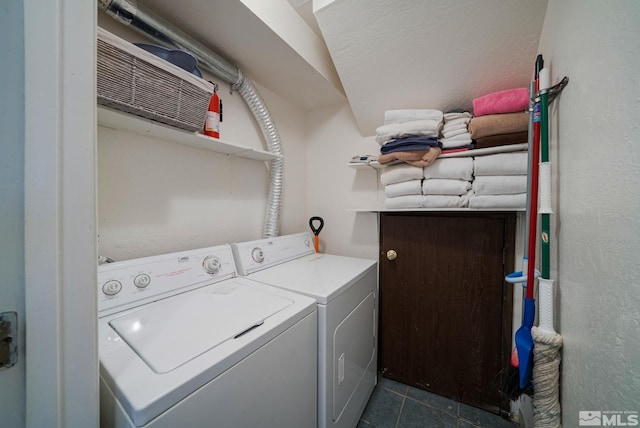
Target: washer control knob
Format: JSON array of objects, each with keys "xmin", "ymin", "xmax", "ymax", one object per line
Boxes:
[
  {"xmin": 133, "ymin": 273, "xmax": 151, "ymax": 288},
  {"xmin": 203, "ymin": 255, "xmax": 221, "ymax": 275},
  {"xmin": 102, "ymin": 280, "xmax": 122, "ymax": 296},
  {"xmin": 252, "ymin": 247, "xmax": 265, "ymax": 263}
]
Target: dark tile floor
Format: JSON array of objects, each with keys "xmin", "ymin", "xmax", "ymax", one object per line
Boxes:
[{"xmin": 358, "ymin": 377, "xmax": 518, "ymax": 428}]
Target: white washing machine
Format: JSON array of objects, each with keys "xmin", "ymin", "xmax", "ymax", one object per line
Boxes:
[
  {"xmin": 232, "ymin": 232, "xmax": 378, "ymax": 428},
  {"xmin": 98, "ymin": 244, "xmax": 318, "ymax": 428}
]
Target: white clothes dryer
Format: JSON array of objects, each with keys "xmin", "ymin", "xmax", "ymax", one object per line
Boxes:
[
  {"xmin": 232, "ymin": 232, "xmax": 378, "ymax": 428},
  {"xmin": 98, "ymin": 244, "xmax": 318, "ymax": 428}
]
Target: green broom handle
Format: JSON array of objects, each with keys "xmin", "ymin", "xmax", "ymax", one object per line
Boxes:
[{"xmin": 540, "ymin": 69, "xmax": 551, "ymax": 280}]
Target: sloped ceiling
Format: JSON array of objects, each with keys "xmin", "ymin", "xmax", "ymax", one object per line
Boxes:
[
  {"xmin": 312, "ymin": 0, "xmax": 548, "ymax": 135},
  {"xmin": 117, "ymin": 0, "xmax": 547, "ymax": 137},
  {"xmin": 132, "ymin": 0, "xmax": 346, "ymax": 110}
]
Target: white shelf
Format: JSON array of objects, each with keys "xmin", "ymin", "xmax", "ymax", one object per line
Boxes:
[
  {"xmin": 347, "ymin": 143, "xmax": 529, "ymax": 170},
  {"xmin": 346, "ymin": 161, "xmax": 383, "ymax": 170},
  {"xmin": 348, "ymin": 208, "xmax": 525, "ymax": 213},
  {"xmin": 97, "ymin": 107, "xmax": 282, "ymax": 162}
]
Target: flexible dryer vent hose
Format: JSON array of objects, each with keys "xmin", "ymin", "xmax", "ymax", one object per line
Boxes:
[
  {"xmin": 234, "ymin": 72, "xmax": 284, "ymax": 237},
  {"xmin": 98, "ymin": 0, "xmax": 284, "ymax": 237}
]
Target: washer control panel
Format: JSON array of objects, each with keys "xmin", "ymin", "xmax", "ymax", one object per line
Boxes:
[
  {"xmin": 98, "ymin": 244, "xmax": 237, "ymax": 316},
  {"xmin": 231, "ymin": 232, "xmax": 315, "ymax": 276}
]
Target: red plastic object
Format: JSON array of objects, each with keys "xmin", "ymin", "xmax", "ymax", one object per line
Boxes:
[{"xmin": 204, "ymin": 88, "xmax": 220, "ymax": 139}]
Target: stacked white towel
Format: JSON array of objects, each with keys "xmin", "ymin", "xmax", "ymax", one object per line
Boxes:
[
  {"xmin": 380, "ymin": 164, "xmax": 424, "ymax": 186},
  {"xmin": 385, "ymin": 180, "xmax": 422, "ymax": 198},
  {"xmin": 375, "ymin": 120, "xmax": 442, "ymax": 144},
  {"xmin": 424, "ymin": 157, "xmax": 474, "ymax": 181},
  {"xmin": 384, "ymin": 191, "xmax": 473, "ymax": 209},
  {"xmin": 385, "ymin": 195, "xmax": 424, "ymax": 209},
  {"xmin": 421, "ymin": 157, "xmax": 474, "ymax": 208},
  {"xmin": 440, "ymin": 112, "xmax": 473, "ymax": 150},
  {"xmin": 473, "ymin": 152, "xmax": 528, "ymax": 176},
  {"xmin": 378, "ymin": 110, "xmax": 445, "ymax": 208},
  {"xmin": 380, "ymin": 164, "xmax": 424, "ymax": 208},
  {"xmin": 384, "ymin": 109, "xmax": 444, "ymax": 125},
  {"xmin": 376, "ymin": 109, "xmax": 443, "ymax": 144},
  {"xmin": 469, "ymin": 152, "xmax": 528, "ymax": 209},
  {"xmin": 378, "ymin": 111, "xmax": 530, "ymax": 210}
]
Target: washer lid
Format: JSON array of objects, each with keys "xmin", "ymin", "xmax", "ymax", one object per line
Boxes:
[{"xmin": 108, "ymin": 282, "xmax": 293, "ymax": 373}]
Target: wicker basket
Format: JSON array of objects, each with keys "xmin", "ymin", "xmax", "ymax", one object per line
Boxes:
[{"xmin": 97, "ymin": 27, "xmax": 214, "ymax": 132}]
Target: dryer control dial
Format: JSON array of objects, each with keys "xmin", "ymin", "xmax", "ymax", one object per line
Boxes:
[
  {"xmin": 102, "ymin": 280, "xmax": 122, "ymax": 296},
  {"xmin": 134, "ymin": 273, "xmax": 151, "ymax": 288},
  {"xmin": 252, "ymin": 247, "xmax": 265, "ymax": 263},
  {"xmin": 202, "ymin": 255, "xmax": 221, "ymax": 275}
]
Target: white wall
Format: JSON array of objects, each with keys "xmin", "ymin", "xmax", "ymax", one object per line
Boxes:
[
  {"xmin": 96, "ymin": 12, "xmax": 384, "ymax": 263},
  {"xmin": 98, "ymin": 11, "xmax": 382, "ymax": 262},
  {"xmin": 538, "ymin": 0, "xmax": 640, "ymax": 424},
  {"xmin": 306, "ymin": 103, "xmax": 381, "ymax": 259},
  {"xmin": 98, "ymin": 19, "xmax": 308, "ymax": 261}
]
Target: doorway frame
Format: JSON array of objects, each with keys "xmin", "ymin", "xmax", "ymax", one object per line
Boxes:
[{"xmin": 24, "ymin": 0, "xmax": 98, "ymax": 425}]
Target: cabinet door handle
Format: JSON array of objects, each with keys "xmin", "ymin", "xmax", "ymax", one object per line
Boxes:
[{"xmin": 386, "ymin": 249, "xmax": 397, "ymax": 261}]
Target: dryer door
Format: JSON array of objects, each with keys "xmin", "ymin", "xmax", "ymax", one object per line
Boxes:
[{"xmin": 333, "ymin": 291, "xmax": 376, "ymax": 420}]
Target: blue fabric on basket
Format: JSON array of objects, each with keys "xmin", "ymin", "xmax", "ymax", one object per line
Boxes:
[
  {"xmin": 134, "ymin": 43, "xmax": 203, "ymax": 78},
  {"xmin": 380, "ymin": 135, "xmax": 442, "ymax": 154}
]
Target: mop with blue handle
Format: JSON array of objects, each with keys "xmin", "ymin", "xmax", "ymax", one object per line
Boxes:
[
  {"xmin": 501, "ymin": 79, "xmax": 539, "ymax": 400},
  {"xmin": 516, "ymin": 54, "xmax": 544, "ymax": 393}
]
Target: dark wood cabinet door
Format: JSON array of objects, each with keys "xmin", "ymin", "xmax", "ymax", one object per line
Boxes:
[{"xmin": 379, "ymin": 212, "xmax": 515, "ymax": 414}]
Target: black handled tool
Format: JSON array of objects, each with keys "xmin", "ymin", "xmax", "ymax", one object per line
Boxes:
[{"xmin": 309, "ymin": 217, "xmax": 324, "ymax": 253}]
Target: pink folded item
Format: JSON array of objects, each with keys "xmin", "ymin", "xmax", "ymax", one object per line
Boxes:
[
  {"xmin": 473, "ymin": 87, "xmax": 529, "ymax": 116},
  {"xmin": 441, "ymin": 147, "xmax": 470, "ymax": 154}
]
